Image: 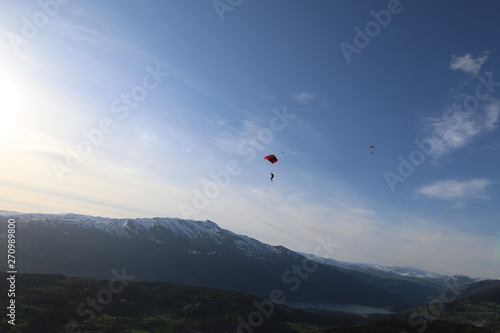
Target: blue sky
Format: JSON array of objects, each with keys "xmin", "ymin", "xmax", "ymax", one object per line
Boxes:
[{"xmin": 1, "ymin": 0, "xmax": 499, "ymax": 278}]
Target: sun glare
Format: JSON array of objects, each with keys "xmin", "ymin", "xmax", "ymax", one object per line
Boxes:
[
  {"xmin": 0, "ymin": 71, "xmax": 21, "ymax": 135},
  {"xmin": 0, "ymin": 65, "xmax": 51, "ymax": 146}
]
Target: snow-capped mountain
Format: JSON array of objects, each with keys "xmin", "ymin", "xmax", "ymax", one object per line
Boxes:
[
  {"xmin": 2, "ymin": 211, "xmax": 286, "ymax": 261},
  {"xmin": 300, "ymin": 252, "xmax": 448, "ymax": 279},
  {"xmin": 300, "ymin": 252, "xmax": 488, "ymax": 287},
  {"xmin": 0, "ymin": 212, "xmax": 472, "ymax": 307}
]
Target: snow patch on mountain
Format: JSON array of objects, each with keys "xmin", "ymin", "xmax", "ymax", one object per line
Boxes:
[
  {"xmin": 301, "ymin": 252, "xmax": 448, "ymax": 279},
  {"xmin": 1, "ymin": 212, "xmax": 282, "ymax": 261}
]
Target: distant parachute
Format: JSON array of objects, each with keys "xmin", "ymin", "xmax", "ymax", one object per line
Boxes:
[{"xmin": 370, "ymin": 145, "xmax": 375, "ymax": 154}]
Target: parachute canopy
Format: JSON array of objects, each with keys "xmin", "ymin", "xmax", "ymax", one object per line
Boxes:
[{"xmin": 264, "ymin": 155, "xmax": 278, "ymax": 164}]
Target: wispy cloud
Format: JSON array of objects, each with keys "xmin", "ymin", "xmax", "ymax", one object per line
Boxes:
[
  {"xmin": 212, "ymin": 120, "xmax": 269, "ymax": 156},
  {"xmin": 484, "ymin": 99, "xmax": 500, "ymax": 130},
  {"xmin": 293, "ymin": 92, "xmax": 316, "ymax": 105},
  {"xmin": 421, "ymin": 51, "xmax": 498, "ymax": 157},
  {"xmin": 418, "ymin": 179, "xmax": 491, "ymax": 202},
  {"xmin": 424, "ymin": 100, "xmax": 500, "ymax": 156},
  {"xmin": 450, "ymin": 52, "xmax": 489, "ymax": 76}
]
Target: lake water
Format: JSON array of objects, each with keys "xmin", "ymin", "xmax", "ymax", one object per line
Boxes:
[{"xmin": 285, "ymin": 302, "xmax": 393, "ymax": 314}]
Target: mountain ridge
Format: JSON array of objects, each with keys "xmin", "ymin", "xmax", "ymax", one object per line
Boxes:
[
  {"xmin": 0, "ymin": 211, "xmax": 488, "ymax": 308},
  {"xmin": 2, "ymin": 210, "xmax": 486, "ymax": 281},
  {"xmin": 1, "ymin": 211, "xmax": 293, "ymax": 262},
  {"xmin": 300, "ymin": 252, "xmax": 494, "ymax": 284}
]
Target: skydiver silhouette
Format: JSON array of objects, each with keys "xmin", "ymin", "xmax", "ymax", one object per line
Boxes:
[{"xmin": 270, "ymin": 173, "xmax": 274, "ymax": 181}]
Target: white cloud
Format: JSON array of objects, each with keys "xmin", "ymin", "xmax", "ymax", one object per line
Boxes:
[
  {"xmin": 424, "ymin": 100, "xmax": 500, "ymax": 157},
  {"xmin": 450, "ymin": 52, "xmax": 489, "ymax": 76},
  {"xmin": 293, "ymin": 92, "xmax": 316, "ymax": 104},
  {"xmin": 484, "ymin": 99, "xmax": 500, "ymax": 130},
  {"xmin": 418, "ymin": 179, "xmax": 491, "ymax": 201},
  {"xmin": 423, "ymin": 52, "xmax": 498, "ymax": 157}
]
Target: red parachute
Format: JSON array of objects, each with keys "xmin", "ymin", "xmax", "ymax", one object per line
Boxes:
[{"xmin": 264, "ymin": 155, "xmax": 278, "ymax": 164}]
